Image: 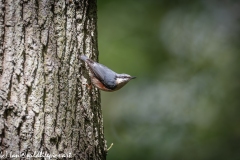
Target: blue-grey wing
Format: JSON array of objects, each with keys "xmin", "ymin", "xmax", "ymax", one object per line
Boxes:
[{"xmin": 87, "ymin": 61, "xmax": 117, "ymax": 89}]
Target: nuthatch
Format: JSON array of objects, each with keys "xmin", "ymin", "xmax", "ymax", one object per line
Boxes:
[{"xmin": 80, "ymin": 55, "xmax": 136, "ymax": 92}]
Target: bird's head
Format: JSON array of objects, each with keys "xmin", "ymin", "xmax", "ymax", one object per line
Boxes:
[{"xmin": 115, "ymin": 74, "xmax": 136, "ymax": 90}]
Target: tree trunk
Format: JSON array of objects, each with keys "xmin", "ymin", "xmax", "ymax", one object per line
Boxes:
[{"xmin": 0, "ymin": 0, "xmax": 107, "ymax": 159}]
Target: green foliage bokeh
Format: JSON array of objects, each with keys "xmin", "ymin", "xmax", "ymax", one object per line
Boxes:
[{"xmin": 98, "ymin": 0, "xmax": 240, "ymax": 160}]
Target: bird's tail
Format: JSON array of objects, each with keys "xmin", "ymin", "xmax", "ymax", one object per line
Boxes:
[{"xmin": 80, "ymin": 55, "xmax": 89, "ymax": 62}]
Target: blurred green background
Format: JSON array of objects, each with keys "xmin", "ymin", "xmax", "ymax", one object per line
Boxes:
[{"xmin": 97, "ymin": 0, "xmax": 240, "ymax": 160}]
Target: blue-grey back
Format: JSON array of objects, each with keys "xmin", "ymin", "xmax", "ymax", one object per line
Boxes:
[{"xmin": 81, "ymin": 55, "xmax": 117, "ymax": 89}]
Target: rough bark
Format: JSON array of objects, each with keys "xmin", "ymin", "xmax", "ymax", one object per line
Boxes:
[{"xmin": 0, "ymin": 0, "xmax": 107, "ymax": 159}]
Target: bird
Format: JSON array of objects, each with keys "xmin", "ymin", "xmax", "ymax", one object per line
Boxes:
[{"xmin": 80, "ymin": 55, "xmax": 136, "ymax": 92}]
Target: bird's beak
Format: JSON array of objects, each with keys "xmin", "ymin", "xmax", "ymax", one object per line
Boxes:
[{"xmin": 131, "ymin": 76, "xmax": 136, "ymax": 79}]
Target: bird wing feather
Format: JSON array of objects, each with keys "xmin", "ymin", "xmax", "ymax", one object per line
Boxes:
[{"xmin": 86, "ymin": 60, "xmax": 117, "ymax": 89}]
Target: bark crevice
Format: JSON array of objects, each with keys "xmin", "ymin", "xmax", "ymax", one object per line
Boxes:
[{"xmin": 0, "ymin": 0, "xmax": 106, "ymax": 159}]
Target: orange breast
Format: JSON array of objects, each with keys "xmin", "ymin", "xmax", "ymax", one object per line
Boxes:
[{"xmin": 91, "ymin": 76, "xmax": 113, "ymax": 92}]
